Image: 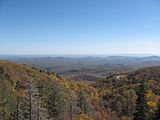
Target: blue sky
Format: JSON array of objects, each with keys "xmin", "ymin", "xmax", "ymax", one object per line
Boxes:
[{"xmin": 0, "ymin": 0, "xmax": 160, "ymax": 55}]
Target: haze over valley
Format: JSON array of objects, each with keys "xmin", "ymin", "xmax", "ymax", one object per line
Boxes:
[{"xmin": 1, "ymin": 55, "xmax": 160, "ymax": 81}]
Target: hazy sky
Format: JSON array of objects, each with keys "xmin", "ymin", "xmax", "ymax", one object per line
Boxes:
[{"xmin": 0, "ymin": 0, "xmax": 160, "ymax": 55}]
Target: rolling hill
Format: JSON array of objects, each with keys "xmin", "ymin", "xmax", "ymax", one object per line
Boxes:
[
  {"xmin": 2, "ymin": 55, "xmax": 160, "ymax": 81},
  {"xmin": 94, "ymin": 66, "xmax": 160, "ymax": 119},
  {"xmin": 0, "ymin": 60, "xmax": 106, "ymax": 120},
  {"xmin": 1, "ymin": 60, "xmax": 160, "ymax": 120}
]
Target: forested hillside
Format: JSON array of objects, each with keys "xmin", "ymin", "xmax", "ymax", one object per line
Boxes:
[
  {"xmin": 94, "ymin": 66, "xmax": 160, "ymax": 120},
  {"xmin": 1, "ymin": 61, "xmax": 160, "ymax": 120},
  {"xmin": 0, "ymin": 61, "xmax": 106, "ymax": 120}
]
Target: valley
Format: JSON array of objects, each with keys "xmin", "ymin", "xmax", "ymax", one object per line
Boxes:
[{"xmin": 2, "ymin": 56, "xmax": 160, "ymax": 81}]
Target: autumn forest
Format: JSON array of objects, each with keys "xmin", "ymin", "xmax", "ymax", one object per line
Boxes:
[{"xmin": 1, "ymin": 57, "xmax": 160, "ymax": 120}]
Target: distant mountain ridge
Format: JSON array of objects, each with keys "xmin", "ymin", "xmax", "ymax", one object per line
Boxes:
[{"xmin": 1, "ymin": 55, "xmax": 160, "ymax": 81}]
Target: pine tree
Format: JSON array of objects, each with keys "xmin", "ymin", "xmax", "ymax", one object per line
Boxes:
[
  {"xmin": 0, "ymin": 67, "xmax": 13, "ymax": 119},
  {"xmin": 28, "ymin": 80, "xmax": 32, "ymax": 120},
  {"xmin": 77, "ymin": 90, "xmax": 92, "ymax": 115},
  {"xmin": 47, "ymin": 84, "xmax": 64, "ymax": 120},
  {"xmin": 69, "ymin": 102, "xmax": 73, "ymax": 120},
  {"xmin": 155, "ymin": 101, "xmax": 160, "ymax": 120},
  {"xmin": 133, "ymin": 80, "xmax": 148, "ymax": 120},
  {"xmin": 15, "ymin": 80, "xmax": 21, "ymax": 120}
]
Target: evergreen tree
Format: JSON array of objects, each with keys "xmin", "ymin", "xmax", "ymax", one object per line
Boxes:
[
  {"xmin": 69, "ymin": 102, "xmax": 73, "ymax": 120},
  {"xmin": 133, "ymin": 80, "xmax": 148, "ymax": 120},
  {"xmin": 0, "ymin": 67, "xmax": 13, "ymax": 119},
  {"xmin": 155, "ymin": 101, "xmax": 160, "ymax": 120},
  {"xmin": 47, "ymin": 84, "xmax": 64, "ymax": 120},
  {"xmin": 15, "ymin": 80, "xmax": 21, "ymax": 120},
  {"xmin": 77, "ymin": 90, "xmax": 93, "ymax": 115},
  {"xmin": 28, "ymin": 80, "xmax": 32, "ymax": 120}
]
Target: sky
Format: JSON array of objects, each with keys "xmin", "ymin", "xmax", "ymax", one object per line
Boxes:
[{"xmin": 0, "ymin": 0, "xmax": 160, "ymax": 55}]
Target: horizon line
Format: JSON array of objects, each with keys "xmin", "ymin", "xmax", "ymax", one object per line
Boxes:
[{"xmin": 0, "ymin": 53, "xmax": 159, "ymax": 57}]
